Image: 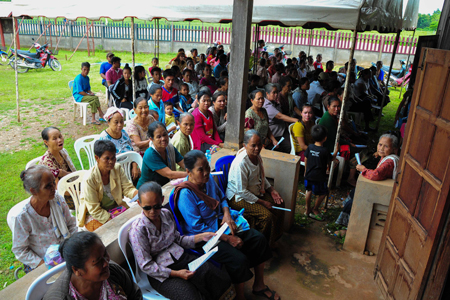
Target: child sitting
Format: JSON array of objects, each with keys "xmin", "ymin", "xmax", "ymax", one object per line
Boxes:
[
  {"xmin": 164, "ymin": 102, "xmax": 177, "ymax": 137},
  {"xmin": 182, "ymin": 69, "xmax": 199, "ymax": 98},
  {"xmin": 179, "ymin": 83, "xmax": 198, "ymax": 112},
  {"xmin": 304, "ymin": 124, "xmax": 338, "ymax": 221},
  {"xmin": 148, "ymin": 67, "xmax": 164, "ymax": 91},
  {"xmin": 148, "ymin": 57, "xmax": 159, "ymax": 75}
]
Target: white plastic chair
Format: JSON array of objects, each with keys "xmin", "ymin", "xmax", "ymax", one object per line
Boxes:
[
  {"xmin": 288, "ymin": 123, "xmax": 305, "ymax": 167},
  {"xmin": 57, "ymin": 170, "xmax": 86, "ymax": 225},
  {"xmin": 118, "ymin": 216, "xmax": 170, "ymax": 300},
  {"xmin": 7, "ymin": 198, "xmax": 30, "ymax": 231},
  {"xmin": 116, "ymin": 152, "xmax": 143, "ymax": 182},
  {"xmin": 25, "ymin": 262, "xmax": 67, "ymax": 300},
  {"xmin": 25, "ymin": 156, "xmax": 43, "ymax": 170},
  {"xmin": 189, "ymin": 135, "xmax": 194, "ymax": 150},
  {"xmin": 74, "ymin": 135, "xmax": 100, "ymax": 170},
  {"xmin": 328, "ymin": 156, "xmax": 345, "ymax": 187},
  {"xmin": 129, "ymin": 109, "xmax": 137, "ymax": 119},
  {"xmin": 112, "ymin": 98, "xmax": 131, "ymax": 121},
  {"xmin": 69, "ymin": 80, "xmax": 90, "ymax": 126}
]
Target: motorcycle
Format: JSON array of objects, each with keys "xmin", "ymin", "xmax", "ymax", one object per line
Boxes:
[
  {"xmin": 371, "ymin": 59, "xmax": 411, "ymax": 88},
  {"xmin": 8, "ymin": 41, "xmax": 61, "ymax": 73},
  {"xmin": 0, "ymin": 48, "xmax": 8, "ymax": 65},
  {"xmin": 263, "ymin": 43, "xmax": 291, "ymax": 61}
]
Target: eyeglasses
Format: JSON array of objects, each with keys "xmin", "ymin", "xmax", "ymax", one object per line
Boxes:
[{"xmin": 142, "ymin": 204, "xmax": 163, "ymax": 211}]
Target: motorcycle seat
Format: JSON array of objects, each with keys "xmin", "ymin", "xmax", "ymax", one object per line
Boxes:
[{"xmin": 16, "ymin": 50, "xmax": 39, "ymax": 58}]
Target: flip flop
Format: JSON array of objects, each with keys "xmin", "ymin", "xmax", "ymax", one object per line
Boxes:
[
  {"xmin": 91, "ymin": 121, "xmax": 101, "ymax": 125},
  {"xmin": 99, "ymin": 118, "xmax": 106, "ymax": 122},
  {"xmin": 252, "ymin": 285, "xmax": 279, "ymax": 300},
  {"xmin": 308, "ymin": 213, "xmax": 324, "ymax": 221}
]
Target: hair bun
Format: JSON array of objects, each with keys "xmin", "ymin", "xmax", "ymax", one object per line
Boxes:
[
  {"xmin": 20, "ymin": 170, "xmax": 27, "ymax": 181},
  {"xmin": 125, "ymin": 63, "xmax": 129, "ymax": 68}
]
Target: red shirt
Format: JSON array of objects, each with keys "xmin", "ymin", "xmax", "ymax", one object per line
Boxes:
[
  {"xmin": 313, "ymin": 61, "xmax": 323, "ymax": 70},
  {"xmin": 162, "ymin": 86, "xmax": 178, "ymax": 103}
]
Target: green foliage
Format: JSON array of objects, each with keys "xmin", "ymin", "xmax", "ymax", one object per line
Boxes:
[{"xmin": 418, "ymin": 9, "xmax": 441, "ymax": 31}]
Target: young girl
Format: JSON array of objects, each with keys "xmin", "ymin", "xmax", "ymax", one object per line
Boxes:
[
  {"xmin": 182, "ymin": 69, "xmax": 199, "ymax": 98},
  {"xmin": 164, "ymin": 102, "xmax": 177, "ymax": 136},
  {"xmin": 111, "ymin": 63, "xmax": 133, "ymax": 110},
  {"xmin": 195, "ymin": 53, "xmax": 207, "ymax": 78},
  {"xmin": 134, "ymin": 65, "xmax": 149, "ymax": 100},
  {"xmin": 206, "ymin": 46, "xmax": 217, "ymax": 65}
]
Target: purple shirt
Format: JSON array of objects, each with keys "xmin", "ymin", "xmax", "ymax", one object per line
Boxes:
[
  {"xmin": 106, "ymin": 68, "xmax": 123, "ymax": 85},
  {"xmin": 129, "ymin": 209, "xmax": 195, "ymax": 282}
]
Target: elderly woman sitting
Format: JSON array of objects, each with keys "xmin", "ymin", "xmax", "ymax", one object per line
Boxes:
[
  {"xmin": 336, "ymin": 133, "xmax": 400, "ymax": 228},
  {"xmin": 171, "ymin": 113, "xmax": 195, "ymax": 171},
  {"xmin": 137, "ymin": 122, "xmax": 187, "ymax": 189},
  {"xmin": 129, "ymin": 182, "xmax": 232, "ymax": 300},
  {"xmin": 39, "ymin": 126, "xmax": 77, "ymax": 209},
  {"xmin": 100, "ymin": 107, "xmax": 141, "ymax": 184},
  {"xmin": 43, "ymin": 232, "xmax": 142, "ymax": 300},
  {"xmin": 79, "ymin": 140, "xmax": 138, "ymax": 232},
  {"xmin": 173, "ymin": 150, "xmax": 280, "ymax": 300},
  {"xmin": 12, "ymin": 165, "xmax": 77, "ymax": 272},
  {"xmin": 226, "ymin": 130, "xmax": 285, "ymax": 247}
]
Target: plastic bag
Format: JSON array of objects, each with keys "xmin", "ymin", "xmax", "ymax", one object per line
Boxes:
[
  {"xmin": 44, "ymin": 244, "xmax": 64, "ymax": 269},
  {"xmin": 224, "ymin": 208, "xmax": 250, "ymax": 235}
]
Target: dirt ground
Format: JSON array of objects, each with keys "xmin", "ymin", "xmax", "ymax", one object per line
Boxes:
[{"xmin": 0, "ymin": 93, "xmax": 109, "ymax": 153}]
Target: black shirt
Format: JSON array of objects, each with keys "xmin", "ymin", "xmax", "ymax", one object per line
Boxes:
[{"xmin": 304, "ymin": 144, "xmax": 332, "ymax": 182}]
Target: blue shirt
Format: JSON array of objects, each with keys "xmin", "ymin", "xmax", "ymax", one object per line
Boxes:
[
  {"xmin": 213, "ymin": 63, "xmax": 226, "ymax": 78},
  {"xmin": 177, "ymin": 175, "xmax": 229, "ymax": 235},
  {"xmin": 148, "ymin": 98, "xmax": 166, "ymax": 124},
  {"xmin": 73, "ymin": 74, "xmax": 91, "ymax": 103},
  {"xmin": 99, "ymin": 129, "xmax": 133, "ymax": 154},
  {"xmin": 179, "ymin": 94, "xmax": 192, "ymax": 112},
  {"xmin": 100, "ymin": 62, "xmax": 112, "ymax": 85},
  {"xmin": 136, "ymin": 147, "xmax": 183, "ymax": 189},
  {"xmin": 377, "ymin": 69, "xmax": 385, "ymax": 81}
]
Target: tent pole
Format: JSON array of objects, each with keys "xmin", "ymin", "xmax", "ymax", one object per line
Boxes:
[
  {"xmin": 68, "ymin": 22, "xmax": 94, "ymax": 61},
  {"xmin": 326, "ymin": 28, "xmax": 359, "ymax": 195},
  {"xmin": 12, "ymin": 16, "xmax": 20, "ymax": 122},
  {"xmin": 6, "ymin": 16, "xmax": 24, "ymax": 54},
  {"xmin": 86, "ymin": 19, "xmax": 91, "ymax": 57},
  {"xmin": 399, "ymin": 29, "xmax": 415, "ymax": 98},
  {"xmin": 131, "ymin": 17, "xmax": 136, "ymax": 103},
  {"xmin": 156, "ymin": 19, "xmax": 160, "ymax": 60},
  {"xmin": 307, "ymin": 29, "xmax": 311, "ymax": 57},
  {"xmin": 375, "ymin": 30, "xmax": 401, "ymax": 131}
]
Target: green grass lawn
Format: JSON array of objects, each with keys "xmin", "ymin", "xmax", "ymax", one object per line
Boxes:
[{"xmin": 0, "ymin": 47, "xmax": 406, "ymax": 289}]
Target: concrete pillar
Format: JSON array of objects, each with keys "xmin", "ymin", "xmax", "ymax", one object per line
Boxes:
[{"xmin": 224, "ymin": 0, "xmax": 254, "ymax": 149}]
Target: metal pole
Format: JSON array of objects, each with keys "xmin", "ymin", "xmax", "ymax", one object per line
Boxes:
[
  {"xmin": 375, "ymin": 30, "xmax": 401, "ymax": 131},
  {"xmin": 86, "ymin": 19, "xmax": 91, "ymax": 57},
  {"xmin": 252, "ymin": 24, "xmax": 259, "ymax": 74},
  {"xmin": 399, "ymin": 29, "xmax": 415, "ymax": 98},
  {"xmin": 307, "ymin": 29, "xmax": 312, "ymax": 57},
  {"xmin": 156, "ymin": 19, "xmax": 160, "ymax": 60},
  {"xmin": 12, "ymin": 16, "xmax": 20, "ymax": 122},
  {"xmin": 131, "ymin": 17, "xmax": 136, "ymax": 103},
  {"xmin": 326, "ymin": 28, "xmax": 359, "ymax": 191}
]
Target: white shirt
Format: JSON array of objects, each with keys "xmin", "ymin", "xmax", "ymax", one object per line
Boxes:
[
  {"xmin": 226, "ymin": 150, "xmax": 271, "ymax": 204},
  {"xmin": 12, "ymin": 194, "xmax": 77, "ymax": 268}
]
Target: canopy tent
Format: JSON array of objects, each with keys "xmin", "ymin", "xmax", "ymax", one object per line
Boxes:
[{"xmin": 9, "ymin": 0, "xmax": 417, "ymax": 32}]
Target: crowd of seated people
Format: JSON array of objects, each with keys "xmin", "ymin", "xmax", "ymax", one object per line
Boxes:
[{"xmin": 10, "ymin": 42, "xmax": 404, "ymax": 300}]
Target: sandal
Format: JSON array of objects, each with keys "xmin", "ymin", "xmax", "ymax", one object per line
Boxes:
[
  {"xmin": 308, "ymin": 213, "xmax": 324, "ymax": 221},
  {"xmin": 91, "ymin": 121, "xmax": 101, "ymax": 125},
  {"xmin": 252, "ymin": 285, "xmax": 280, "ymax": 300},
  {"xmin": 99, "ymin": 118, "xmax": 106, "ymax": 122}
]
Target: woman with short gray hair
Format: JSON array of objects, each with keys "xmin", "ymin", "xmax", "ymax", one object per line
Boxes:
[{"xmin": 12, "ymin": 165, "xmax": 77, "ymax": 273}]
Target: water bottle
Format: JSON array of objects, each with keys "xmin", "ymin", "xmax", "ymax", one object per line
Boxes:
[{"xmin": 206, "ymin": 150, "xmax": 211, "ymax": 165}]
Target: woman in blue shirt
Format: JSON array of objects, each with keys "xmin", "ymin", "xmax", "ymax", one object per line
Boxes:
[
  {"xmin": 136, "ymin": 122, "xmax": 187, "ymax": 189},
  {"xmin": 172, "ymin": 150, "xmax": 279, "ymax": 300},
  {"xmin": 148, "ymin": 84, "xmax": 166, "ymax": 124}
]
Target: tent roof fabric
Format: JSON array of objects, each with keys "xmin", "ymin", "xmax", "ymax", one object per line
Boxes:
[{"xmin": 7, "ymin": 0, "xmax": 418, "ymax": 32}]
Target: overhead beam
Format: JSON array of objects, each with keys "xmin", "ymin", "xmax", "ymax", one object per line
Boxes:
[{"xmin": 224, "ymin": 0, "xmax": 254, "ymax": 149}]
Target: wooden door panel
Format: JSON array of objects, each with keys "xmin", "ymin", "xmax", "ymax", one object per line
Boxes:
[
  {"xmin": 398, "ymin": 164, "xmax": 422, "ymax": 212},
  {"xmin": 375, "ymin": 48, "xmax": 450, "ymax": 300},
  {"xmin": 417, "ymin": 63, "xmax": 446, "ymax": 113},
  {"xmin": 427, "ymin": 127, "xmax": 450, "ymax": 181}
]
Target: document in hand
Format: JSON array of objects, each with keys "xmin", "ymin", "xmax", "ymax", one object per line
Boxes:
[
  {"xmin": 188, "ymin": 246, "xmax": 219, "ymax": 271},
  {"xmin": 202, "ymin": 223, "xmax": 229, "ymax": 253}
]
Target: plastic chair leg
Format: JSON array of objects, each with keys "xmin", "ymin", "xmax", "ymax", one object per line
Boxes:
[{"xmin": 82, "ymin": 106, "xmax": 87, "ymax": 126}]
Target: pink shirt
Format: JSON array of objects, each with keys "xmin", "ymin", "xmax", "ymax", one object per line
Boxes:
[
  {"xmin": 129, "ymin": 210, "xmax": 195, "ymax": 282},
  {"xmin": 106, "ymin": 68, "xmax": 123, "ymax": 85}
]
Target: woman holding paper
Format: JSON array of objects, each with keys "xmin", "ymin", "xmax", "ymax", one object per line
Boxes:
[
  {"xmin": 129, "ymin": 182, "xmax": 232, "ymax": 300},
  {"xmin": 226, "ymin": 130, "xmax": 285, "ymax": 247},
  {"xmin": 173, "ymin": 150, "xmax": 280, "ymax": 300}
]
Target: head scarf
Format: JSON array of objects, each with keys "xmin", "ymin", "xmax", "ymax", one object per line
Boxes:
[{"xmin": 104, "ymin": 107, "xmax": 123, "ymax": 121}]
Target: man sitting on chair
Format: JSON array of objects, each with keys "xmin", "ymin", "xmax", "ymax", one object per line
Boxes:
[{"xmin": 72, "ymin": 62, "xmax": 105, "ymax": 125}]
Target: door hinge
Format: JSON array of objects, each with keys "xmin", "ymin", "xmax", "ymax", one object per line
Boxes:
[{"xmin": 419, "ymin": 48, "xmax": 427, "ymax": 70}]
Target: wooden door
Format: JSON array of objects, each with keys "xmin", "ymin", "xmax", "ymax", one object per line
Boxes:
[{"xmin": 375, "ymin": 48, "xmax": 450, "ymax": 300}]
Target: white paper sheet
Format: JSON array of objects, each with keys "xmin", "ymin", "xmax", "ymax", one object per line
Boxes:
[
  {"xmin": 202, "ymin": 223, "xmax": 228, "ymax": 253},
  {"xmin": 188, "ymin": 246, "xmax": 218, "ymax": 271},
  {"xmin": 272, "ymin": 137, "xmax": 284, "ymax": 150}
]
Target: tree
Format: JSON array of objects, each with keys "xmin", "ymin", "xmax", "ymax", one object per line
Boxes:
[{"xmin": 418, "ymin": 14, "xmax": 431, "ymax": 29}]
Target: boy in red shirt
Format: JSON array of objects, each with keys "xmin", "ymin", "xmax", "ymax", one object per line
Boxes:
[
  {"xmin": 313, "ymin": 54, "xmax": 323, "ymax": 70},
  {"xmin": 161, "ymin": 69, "xmax": 182, "ymax": 117}
]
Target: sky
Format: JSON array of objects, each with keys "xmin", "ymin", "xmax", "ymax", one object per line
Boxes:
[{"xmin": 419, "ymin": 0, "xmax": 445, "ymax": 14}]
